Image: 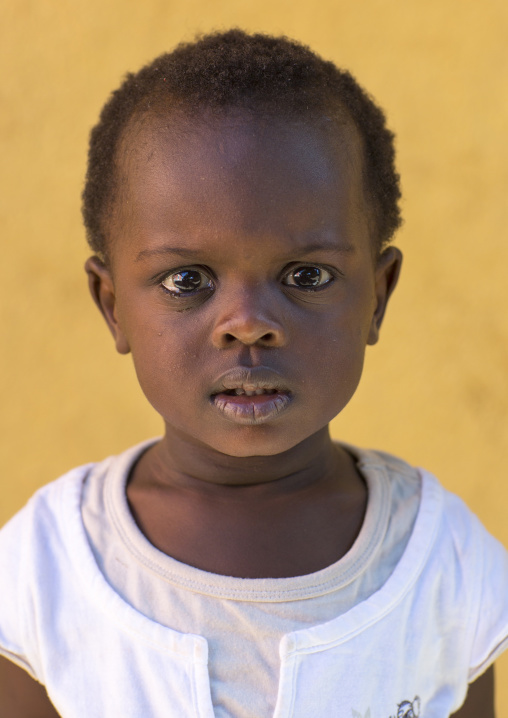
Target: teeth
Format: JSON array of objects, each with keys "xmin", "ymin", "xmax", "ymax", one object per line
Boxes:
[{"xmin": 231, "ymin": 388, "xmax": 277, "ymax": 396}]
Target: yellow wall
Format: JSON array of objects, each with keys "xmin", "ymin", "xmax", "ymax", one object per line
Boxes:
[{"xmin": 1, "ymin": 0, "xmax": 507, "ymax": 711}]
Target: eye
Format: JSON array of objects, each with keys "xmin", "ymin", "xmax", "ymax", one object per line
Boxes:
[
  {"xmin": 160, "ymin": 268, "xmax": 213, "ymax": 296},
  {"xmin": 283, "ymin": 265, "xmax": 334, "ymax": 290}
]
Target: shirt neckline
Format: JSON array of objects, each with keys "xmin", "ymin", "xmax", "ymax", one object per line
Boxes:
[
  {"xmin": 102, "ymin": 439, "xmax": 392, "ymax": 602},
  {"xmin": 63, "ymin": 441, "xmax": 442, "ymax": 659}
]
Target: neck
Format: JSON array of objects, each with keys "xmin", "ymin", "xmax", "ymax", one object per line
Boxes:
[
  {"xmin": 135, "ymin": 425, "xmax": 356, "ymax": 498},
  {"xmin": 126, "ymin": 425, "xmax": 368, "ymax": 578}
]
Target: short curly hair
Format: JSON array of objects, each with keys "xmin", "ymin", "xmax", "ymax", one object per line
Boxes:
[{"xmin": 82, "ymin": 29, "xmax": 401, "ymax": 259}]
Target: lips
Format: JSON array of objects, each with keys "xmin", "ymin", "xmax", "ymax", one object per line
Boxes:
[
  {"xmin": 210, "ymin": 366, "xmax": 290, "ymax": 396},
  {"xmin": 210, "ymin": 366, "xmax": 292, "ymax": 424},
  {"xmin": 223, "ymin": 388, "xmax": 279, "ymax": 396}
]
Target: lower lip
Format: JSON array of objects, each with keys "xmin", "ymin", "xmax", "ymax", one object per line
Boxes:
[{"xmin": 211, "ymin": 392, "xmax": 292, "ymax": 424}]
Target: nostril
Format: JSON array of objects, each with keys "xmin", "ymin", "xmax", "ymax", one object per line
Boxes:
[
  {"xmin": 212, "ymin": 324, "xmax": 285, "ymax": 349},
  {"xmin": 223, "ymin": 331, "xmax": 276, "ymax": 346}
]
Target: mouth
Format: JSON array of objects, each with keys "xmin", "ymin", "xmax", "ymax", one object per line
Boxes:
[
  {"xmin": 220, "ymin": 387, "xmax": 279, "ymax": 396},
  {"xmin": 210, "ymin": 367, "xmax": 293, "ymax": 424},
  {"xmin": 211, "ymin": 389, "xmax": 292, "ymax": 424}
]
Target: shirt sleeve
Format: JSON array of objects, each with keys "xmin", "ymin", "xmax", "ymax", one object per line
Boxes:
[
  {"xmin": 0, "ymin": 502, "xmax": 39, "ymax": 680},
  {"xmin": 467, "ymin": 510, "xmax": 508, "ymax": 682}
]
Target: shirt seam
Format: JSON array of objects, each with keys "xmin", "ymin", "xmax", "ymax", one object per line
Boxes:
[{"xmin": 281, "ymin": 469, "xmax": 441, "ymax": 656}]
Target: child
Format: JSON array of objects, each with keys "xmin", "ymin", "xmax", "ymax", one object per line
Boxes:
[{"xmin": 0, "ymin": 29, "xmax": 507, "ymax": 718}]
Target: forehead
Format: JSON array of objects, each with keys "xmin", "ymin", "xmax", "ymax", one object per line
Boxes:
[{"xmin": 109, "ymin": 109, "xmax": 370, "ymax": 261}]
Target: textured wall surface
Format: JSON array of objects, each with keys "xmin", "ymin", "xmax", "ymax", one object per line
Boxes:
[{"xmin": 1, "ymin": 0, "xmax": 507, "ymax": 712}]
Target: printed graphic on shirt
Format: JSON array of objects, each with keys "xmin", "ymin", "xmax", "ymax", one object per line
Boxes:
[
  {"xmin": 390, "ymin": 696, "xmax": 420, "ymax": 718},
  {"xmin": 351, "ymin": 695, "xmax": 420, "ymax": 718}
]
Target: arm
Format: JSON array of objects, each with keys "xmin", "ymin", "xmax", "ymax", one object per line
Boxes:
[
  {"xmin": 450, "ymin": 664, "xmax": 495, "ymax": 718},
  {"xmin": 0, "ymin": 654, "xmax": 60, "ymax": 718}
]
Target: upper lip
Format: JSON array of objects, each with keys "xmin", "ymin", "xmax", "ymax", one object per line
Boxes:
[{"xmin": 210, "ymin": 367, "xmax": 290, "ymax": 395}]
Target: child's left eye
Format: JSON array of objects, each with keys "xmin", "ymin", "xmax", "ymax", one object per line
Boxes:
[
  {"xmin": 160, "ymin": 269, "xmax": 213, "ymax": 295},
  {"xmin": 283, "ymin": 266, "xmax": 334, "ymax": 289}
]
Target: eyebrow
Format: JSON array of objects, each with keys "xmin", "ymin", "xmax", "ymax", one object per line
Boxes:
[
  {"xmin": 293, "ymin": 242, "xmax": 355, "ymax": 256},
  {"xmin": 136, "ymin": 246, "xmax": 202, "ymax": 262},
  {"xmin": 135, "ymin": 241, "xmax": 355, "ymax": 262}
]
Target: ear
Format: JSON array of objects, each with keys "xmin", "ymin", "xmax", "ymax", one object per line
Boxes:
[
  {"xmin": 367, "ymin": 246, "xmax": 403, "ymax": 345},
  {"xmin": 84, "ymin": 256, "xmax": 131, "ymax": 355}
]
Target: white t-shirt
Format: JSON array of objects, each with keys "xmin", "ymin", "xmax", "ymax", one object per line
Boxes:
[
  {"xmin": 0, "ymin": 442, "xmax": 507, "ymax": 718},
  {"xmin": 80, "ymin": 440, "xmax": 420, "ymax": 718}
]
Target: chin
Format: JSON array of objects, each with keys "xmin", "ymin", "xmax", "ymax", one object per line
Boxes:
[
  {"xmin": 219, "ymin": 439, "xmax": 290, "ymax": 458},
  {"xmin": 188, "ymin": 424, "xmax": 298, "ymax": 458}
]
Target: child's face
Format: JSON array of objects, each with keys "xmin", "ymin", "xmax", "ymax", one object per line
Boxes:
[{"xmin": 87, "ymin": 111, "xmax": 401, "ymax": 458}]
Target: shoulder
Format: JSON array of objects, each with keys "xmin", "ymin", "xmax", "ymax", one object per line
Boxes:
[
  {"xmin": 0, "ymin": 444, "xmax": 153, "ymax": 683},
  {"xmin": 0, "ymin": 438, "xmax": 155, "ymax": 554},
  {"xmin": 0, "ymin": 462, "xmax": 96, "ymax": 560},
  {"xmin": 0, "ymin": 439, "xmax": 157, "ymax": 607},
  {"xmin": 0, "ymin": 463, "xmax": 93, "ymax": 553},
  {"xmin": 353, "ymin": 446, "xmax": 489, "ymax": 584},
  {"xmin": 417, "ymin": 470, "xmax": 508, "ymax": 683},
  {"xmin": 343, "ymin": 442, "xmax": 492, "ymax": 545},
  {"xmin": 341, "ymin": 442, "xmax": 422, "ymax": 505},
  {"xmin": 0, "ymin": 461, "xmax": 96, "ymax": 680},
  {"xmin": 350, "ymin": 443, "xmax": 508, "ymax": 681}
]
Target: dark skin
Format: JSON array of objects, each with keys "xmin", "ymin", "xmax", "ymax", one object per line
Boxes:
[
  {"xmin": 95, "ymin": 111, "xmax": 387, "ymax": 579},
  {"xmin": 0, "ymin": 110, "xmax": 495, "ymax": 716}
]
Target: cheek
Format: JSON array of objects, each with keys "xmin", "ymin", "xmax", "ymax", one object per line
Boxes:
[
  {"xmin": 311, "ymin": 329, "xmax": 367, "ymax": 403},
  {"xmin": 302, "ymin": 295, "xmax": 374, "ymax": 407},
  {"xmin": 120, "ymin": 307, "xmax": 204, "ymax": 414}
]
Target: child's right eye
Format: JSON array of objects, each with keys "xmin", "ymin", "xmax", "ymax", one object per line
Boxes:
[{"xmin": 160, "ymin": 269, "xmax": 214, "ymax": 296}]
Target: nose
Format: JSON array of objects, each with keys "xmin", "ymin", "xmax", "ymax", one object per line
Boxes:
[{"xmin": 210, "ymin": 283, "xmax": 287, "ymax": 349}]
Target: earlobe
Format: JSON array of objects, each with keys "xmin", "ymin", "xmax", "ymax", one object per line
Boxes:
[
  {"xmin": 367, "ymin": 246, "xmax": 403, "ymax": 345},
  {"xmin": 84, "ymin": 256, "xmax": 131, "ymax": 355}
]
